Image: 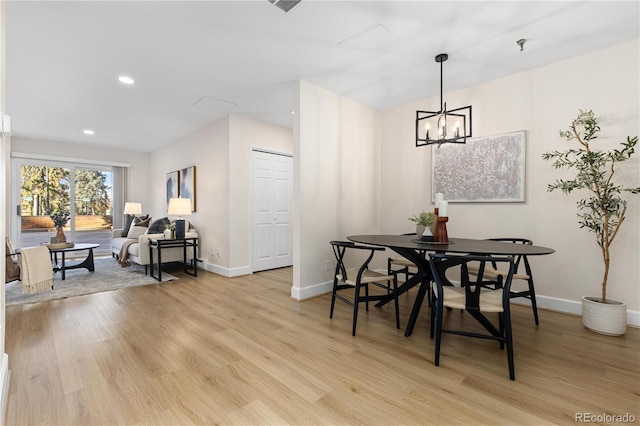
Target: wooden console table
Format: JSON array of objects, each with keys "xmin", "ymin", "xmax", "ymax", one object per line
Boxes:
[{"xmin": 148, "ymin": 237, "xmax": 199, "ymax": 282}]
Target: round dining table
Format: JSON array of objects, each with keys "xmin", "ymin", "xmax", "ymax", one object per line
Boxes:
[{"xmin": 347, "ymin": 234, "xmax": 555, "ymax": 336}]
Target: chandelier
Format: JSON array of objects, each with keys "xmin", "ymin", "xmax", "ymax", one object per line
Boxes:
[{"xmin": 416, "ymin": 53, "xmax": 472, "ymax": 147}]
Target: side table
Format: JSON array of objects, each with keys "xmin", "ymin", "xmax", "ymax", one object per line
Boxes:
[{"xmin": 148, "ymin": 237, "xmax": 199, "ymax": 282}]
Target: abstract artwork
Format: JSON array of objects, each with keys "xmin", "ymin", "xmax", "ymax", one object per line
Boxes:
[
  {"xmin": 432, "ymin": 131, "xmax": 526, "ymax": 202},
  {"xmin": 179, "ymin": 166, "xmax": 196, "ymax": 212},
  {"xmin": 166, "ymin": 171, "xmax": 179, "ymax": 212}
]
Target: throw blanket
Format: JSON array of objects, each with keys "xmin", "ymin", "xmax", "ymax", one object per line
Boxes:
[
  {"xmin": 20, "ymin": 246, "xmax": 53, "ymax": 294},
  {"xmin": 118, "ymin": 239, "xmax": 137, "ymax": 267}
]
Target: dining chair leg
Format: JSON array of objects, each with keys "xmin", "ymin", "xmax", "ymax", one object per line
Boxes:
[
  {"xmin": 329, "ymin": 278, "xmax": 338, "ymax": 318},
  {"xmin": 434, "ymin": 300, "xmax": 444, "ymax": 366},
  {"xmin": 429, "ymin": 282, "xmax": 436, "ymax": 339},
  {"xmin": 364, "ymin": 283, "xmax": 370, "ymax": 312},
  {"xmin": 499, "ymin": 312, "xmax": 505, "ymax": 350},
  {"xmin": 528, "ymin": 277, "xmax": 540, "ymax": 325},
  {"xmin": 352, "ymin": 283, "xmax": 361, "ymax": 336}
]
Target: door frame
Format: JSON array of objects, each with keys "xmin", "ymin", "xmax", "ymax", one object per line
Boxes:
[{"xmin": 249, "ymin": 146, "xmax": 293, "ymax": 273}]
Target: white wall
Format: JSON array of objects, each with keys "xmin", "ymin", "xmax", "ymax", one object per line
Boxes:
[
  {"xmin": 293, "ymin": 81, "xmax": 341, "ymax": 299},
  {"xmin": 149, "ymin": 116, "xmax": 230, "ymax": 272},
  {"xmin": 228, "ymin": 114, "xmax": 293, "ymax": 273},
  {"xmin": 380, "ymin": 40, "xmax": 640, "ymax": 318},
  {"xmin": 292, "ymin": 80, "xmax": 379, "ymax": 299},
  {"xmin": 0, "ymin": 1, "xmax": 9, "ymax": 415}
]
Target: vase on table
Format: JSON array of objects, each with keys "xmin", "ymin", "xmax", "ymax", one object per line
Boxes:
[
  {"xmin": 429, "ymin": 221, "xmax": 437, "ymax": 236},
  {"xmin": 416, "ymin": 224, "xmax": 425, "ymax": 237},
  {"xmin": 55, "ymin": 226, "xmax": 67, "ymax": 243}
]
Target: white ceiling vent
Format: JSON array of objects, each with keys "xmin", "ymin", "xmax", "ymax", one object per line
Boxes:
[{"xmin": 267, "ymin": 0, "xmax": 301, "ymax": 13}]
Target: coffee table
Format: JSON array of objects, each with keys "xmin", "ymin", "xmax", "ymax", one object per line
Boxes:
[{"xmin": 47, "ymin": 243, "xmax": 100, "ymax": 280}]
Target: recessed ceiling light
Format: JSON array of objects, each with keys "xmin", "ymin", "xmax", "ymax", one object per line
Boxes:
[
  {"xmin": 118, "ymin": 75, "xmax": 135, "ymax": 85},
  {"xmin": 83, "ymin": 129, "xmax": 95, "ymax": 135}
]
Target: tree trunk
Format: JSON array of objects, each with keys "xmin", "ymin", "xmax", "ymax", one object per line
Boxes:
[{"xmin": 602, "ymin": 242, "xmax": 610, "ymax": 303}]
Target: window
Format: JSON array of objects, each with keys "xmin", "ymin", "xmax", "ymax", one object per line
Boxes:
[{"xmin": 14, "ymin": 159, "xmax": 115, "ymax": 257}]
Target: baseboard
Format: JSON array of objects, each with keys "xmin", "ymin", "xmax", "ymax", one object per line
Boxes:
[
  {"xmin": 202, "ymin": 261, "xmax": 252, "ymax": 278},
  {"xmin": 0, "ymin": 353, "xmax": 9, "ymax": 426},
  {"xmin": 514, "ymin": 295, "xmax": 639, "ymax": 327},
  {"xmin": 291, "ymin": 280, "xmax": 332, "ymax": 301},
  {"xmin": 287, "ymin": 279, "xmax": 640, "ymax": 327}
]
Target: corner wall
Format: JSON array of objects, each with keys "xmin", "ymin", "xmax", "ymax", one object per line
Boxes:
[
  {"xmin": 292, "ymin": 80, "xmax": 379, "ymax": 300},
  {"xmin": 228, "ymin": 114, "xmax": 293, "ymax": 274},
  {"xmin": 149, "ymin": 116, "xmax": 230, "ymax": 274},
  {"xmin": 149, "ymin": 114, "xmax": 293, "ymax": 277}
]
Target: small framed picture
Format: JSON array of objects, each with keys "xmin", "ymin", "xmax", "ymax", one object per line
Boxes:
[
  {"xmin": 166, "ymin": 171, "xmax": 179, "ymax": 212},
  {"xmin": 179, "ymin": 165, "xmax": 196, "ymax": 212}
]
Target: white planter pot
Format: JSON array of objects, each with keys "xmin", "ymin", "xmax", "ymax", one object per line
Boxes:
[{"xmin": 581, "ymin": 296, "xmax": 627, "ymax": 336}]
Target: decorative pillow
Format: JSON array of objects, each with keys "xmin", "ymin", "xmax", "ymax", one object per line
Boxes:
[
  {"xmin": 135, "ymin": 217, "xmax": 151, "ymax": 228},
  {"xmin": 126, "ymin": 216, "xmax": 151, "ymax": 239},
  {"xmin": 148, "ymin": 217, "xmax": 170, "ymax": 234},
  {"xmin": 122, "ymin": 214, "xmax": 135, "ymax": 237},
  {"xmin": 127, "ymin": 226, "xmax": 147, "ymax": 239}
]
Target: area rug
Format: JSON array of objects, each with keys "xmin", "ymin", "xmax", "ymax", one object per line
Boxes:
[{"xmin": 5, "ymin": 257, "xmax": 178, "ymax": 306}]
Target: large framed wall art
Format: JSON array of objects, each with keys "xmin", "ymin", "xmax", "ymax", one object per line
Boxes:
[{"xmin": 432, "ymin": 131, "xmax": 526, "ymax": 202}]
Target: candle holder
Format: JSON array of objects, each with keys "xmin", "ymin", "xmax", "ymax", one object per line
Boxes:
[{"xmin": 435, "ymin": 216, "xmax": 449, "ymax": 243}]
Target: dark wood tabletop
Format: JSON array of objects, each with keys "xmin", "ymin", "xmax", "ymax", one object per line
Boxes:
[{"xmin": 347, "ymin": 235, "xmax": 555, "ymax": 256}]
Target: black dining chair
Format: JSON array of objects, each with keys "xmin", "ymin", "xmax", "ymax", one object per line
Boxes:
[
  {"xmin": 429, "ymin": 253, "xmax": 517, "ymax": 380},
  {"xmin": 330, "ymin": 241, "xmax": 400, "ymax": 336},
  {"xmin": 468, "ymin": 238, "xmax": 540, "ymax": 325}
]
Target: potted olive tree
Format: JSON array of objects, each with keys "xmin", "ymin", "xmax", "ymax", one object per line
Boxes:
[{"xmin": 543, "ymin": 109, "xmax": 639, "ymax": 335}]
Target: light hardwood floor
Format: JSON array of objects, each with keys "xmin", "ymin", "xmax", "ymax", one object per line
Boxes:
[{"xmin": 5, "ymin": 266, "xmax": 639, "ymax": 425}]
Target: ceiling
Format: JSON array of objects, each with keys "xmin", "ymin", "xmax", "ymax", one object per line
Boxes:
[{"xmin": 5, "ymin": 1, "xmax": 639, "ymax": 153}]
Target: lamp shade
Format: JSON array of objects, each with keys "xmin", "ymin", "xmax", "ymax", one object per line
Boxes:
[
  {"xmin": 168, "ymin": 197, "xmax": 192, "ymax": 216},
  {"xmin": 123, "ymin": 202, "xmax": 142, "ymax": 215}
]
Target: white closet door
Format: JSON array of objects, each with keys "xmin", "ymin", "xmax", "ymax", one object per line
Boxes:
[{"xmin": 252, "ymin": 150, "xmax": 293, "ymax": 272}]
